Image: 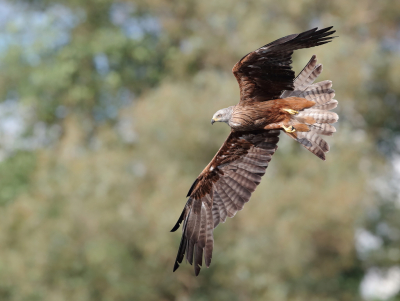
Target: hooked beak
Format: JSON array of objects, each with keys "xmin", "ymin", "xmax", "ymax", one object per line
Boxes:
[{"xmin": 211, "ymin": 118, "xmax": 215, "ymax": 125}]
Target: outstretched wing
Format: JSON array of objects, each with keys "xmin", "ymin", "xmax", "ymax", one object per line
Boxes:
[
  {"xmin": 171, "ymin": 130, "xmax": 280, "ymax": 275},
  {"xmin": 232, "ymin": 26, "xmax": 336, "ymax": 104}
]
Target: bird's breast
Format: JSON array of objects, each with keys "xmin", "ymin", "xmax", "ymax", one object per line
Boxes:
[
  {"xmin": 229, "ymin": 107, "xmax": 259, "ymax": 130},
  {"xmin": 229, "ymin": 101, "xmax": 287, "ymax": 131}
]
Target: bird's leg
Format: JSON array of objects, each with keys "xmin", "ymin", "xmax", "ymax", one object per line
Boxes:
[
  {"xmin": 282, "ymin": 108, "xmax": 299, "ymax": 115},
  {"xmin": 264, "ymin": 122, "xmax": 296, "ymax": 133},
  {"xmin": 282, "ymin": 124, "xmax": 296, "ymax": 133}
]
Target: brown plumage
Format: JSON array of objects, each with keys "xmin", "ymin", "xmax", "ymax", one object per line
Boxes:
[{"xmin": 171, "ymin": 27, "xmax": 338, "ymax": 275}]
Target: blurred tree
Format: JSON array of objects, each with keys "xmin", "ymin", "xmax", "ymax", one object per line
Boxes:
[
  {"xmin": 0, "ymin": 0, "xmax": 166, "ymax": 126},
  {"xmin": 0, "ymin": 0, "xmax": 399, "ymax": 300}
]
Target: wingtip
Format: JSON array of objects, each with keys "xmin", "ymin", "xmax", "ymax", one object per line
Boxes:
[
  {"xmin": 205, "ymin": 255, "xmax": 212, "ymax": 268},
  {"xmin": 170, "ymin": 224, "xmax": 179, "ymax": 232},
  {"xmin": 194, "ymin": 264, "xmax": 201, "ymax": 276},
  {"xmin": 170, "ymin": 224, "xmax": 180, "ymax": 232},
  {"xmin": 187, "ymin": 179, "xmax": 199, "ymax": 197},
  {"xmin": 171, "ymin": 206, "xmax": 187, "ymax": 232},
  {"xmin": 173, "ymin": 261, "xmax": 180, "ymax": 272},
  {"xmin": 317, "ymin": 25, "xmax": 334, "ymax": 32},
  {"xmin": 314, "ymin": 26, "xmax": 336, "ymax": 40}
]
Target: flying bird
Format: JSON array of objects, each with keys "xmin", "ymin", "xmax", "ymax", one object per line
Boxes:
[{"xmin": 171, "ymin": 27, "xmax": 338, "ymax": 275}]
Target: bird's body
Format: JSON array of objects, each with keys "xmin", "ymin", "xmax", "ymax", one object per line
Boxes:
[
  {"xmin": 229, "ymin": 97, "xmax": 315, "ymax": 131},
  {"xmin": 171, "ymin": 27, "xmax": 338, "ymax": 275}
]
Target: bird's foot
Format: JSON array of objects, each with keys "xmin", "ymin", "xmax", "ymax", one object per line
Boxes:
[
  {"xmin": 282, "ymin": 125, "xmax": 296, "ymax": 133},
  {"xmin": 282, "ymin": 108, "xmax": 299, "ymax": 115}
]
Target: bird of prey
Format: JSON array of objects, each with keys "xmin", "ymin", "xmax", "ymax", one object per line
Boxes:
[{"xmin": 171, "ymin": 27, "xmax": 338, "ymax": 275}]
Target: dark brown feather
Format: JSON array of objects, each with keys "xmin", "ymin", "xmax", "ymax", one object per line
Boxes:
[
  {"xmin": 235, "ymin": 168, "xmax": 262, "ymax": 185},
  {"xmin": 225, "ymin": 179, "xmax": 251, "ymax": 202},
  {"xmin": 193, "ymin": 205, "xmax": 207, "ymax": 275},
  {"xmin": 204, "ymin": 204, "xmax": 214, "ymax": 267},
  {"xmin": 232, "ymin": 27, "xmax": 336, "ymax": 104},
  {"xmin": 173, "ymin": 207, "xmax": 191, "ymax": 272},
  {"xmin": 170, "ymin": 205, "xmax": 186, "ymax": 232},
  {"xmin": 186, "ymin": 240, "xmax": 194, "ymax": 265},
  {"xmin": 218, "ymin": 178, "xmax": 247, "ymax": 210},
  {"xmin": 236, "ymin": 162, "xmax": 266, "ymax": 175},
  {"xmin": 186, "ymin": 198, "xmax": 202, "ymax": 242},
  {"xmin": 216, "ymin": 182, "xmax": 239, "ymax": 217},
  {"xmin": 213, "ymin": 191, "xmax": 227, "ymax": 224},
  {"xmin": 194, "ymin": 244, "xmax": 203, "ymax": 276}
]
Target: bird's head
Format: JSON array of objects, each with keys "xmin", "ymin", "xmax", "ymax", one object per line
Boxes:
[{"xmin": 211, "ymin": 107, "xmax": 233, "ymax": 125}]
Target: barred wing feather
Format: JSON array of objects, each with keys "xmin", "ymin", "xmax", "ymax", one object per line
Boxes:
[{"xmin": 171, "ymin": 130, "xmax": 280, "ymax": 275}]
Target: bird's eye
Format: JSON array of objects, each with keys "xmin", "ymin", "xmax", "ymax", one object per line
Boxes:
[{"xmin": 218, "ymin": 114, "xmax": 222, "ymax": 117}]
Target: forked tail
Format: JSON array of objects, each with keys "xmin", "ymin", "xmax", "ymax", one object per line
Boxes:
[{"xmin": 281, "ymin": 55, "xmax": 338, "ymax": 160}]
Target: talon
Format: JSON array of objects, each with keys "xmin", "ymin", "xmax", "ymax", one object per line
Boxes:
[
  {"xmin": 283, "ymin": 108, "xmax": 299, "ymax": 115},
  {"xmin": 282, "ymin": 125, "xmax": 296, "ymax": 133}
]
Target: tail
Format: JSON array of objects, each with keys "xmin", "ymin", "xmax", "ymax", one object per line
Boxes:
[{"xmin": 281, "ymin": 55, "xmax": 338, "ymax": 161}]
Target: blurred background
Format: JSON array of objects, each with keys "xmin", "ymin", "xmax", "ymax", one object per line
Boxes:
[{"xmin": 0, "ymin": 0, "xmax": 400, "ymax": 300}]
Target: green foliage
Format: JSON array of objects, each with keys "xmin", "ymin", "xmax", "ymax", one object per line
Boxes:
[
  {"xmin": 0, "ymin": 151, "xmax": 36, "ymax": 206},
  {"xmin": 0, "ymin": 0, "xmax": 399, "ymax": 300},
  {"xmin": 0, "ymin": 0, "xmax": 167, "ymax": 124}
]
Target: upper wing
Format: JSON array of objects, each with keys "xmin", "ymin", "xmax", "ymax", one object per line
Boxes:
[
  {"xmin": 232, "ymin": 26, "xmax": 336, "ymax": 104},
  {"xmin": 171, "ymin": 129, "xmax": 280, "ymax": 275}
]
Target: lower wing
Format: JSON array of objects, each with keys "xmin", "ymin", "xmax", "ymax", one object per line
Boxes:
[{"xmin": 171, "ymin": 130, "xmax": 280, "ymax": 275}]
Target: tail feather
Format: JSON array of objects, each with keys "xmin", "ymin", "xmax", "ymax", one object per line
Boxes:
[
  {"xmin": 309, "ymin": 123, "xmax": 336, "ymax": 136},
  {"xmin": 281, "ymin": 55, "xmax": 321, "ymax": 98},
  {"xmin": 282, "ymin": 55, "xmax": 338, "ymax": 160},
  {"xmin": 295, "ymin": 64, "xmax": 322, "ymax": 93},
  {"xmin": 295, "ymin": 110, "xmax": 338, "ymax": 124},
  {"xmin": 300, "ymin": 81, "xmax": 333, "ymax": 100},
  {"xmin": 301, "ymin": 131, "xmax": 329, "ymax": 152},
  {"xmin": 313, "ymin": 99, "xmax": 338, "ymax": 110},
  {"xmin": 296, "ymin": 132, "xmax": 327, "ymax": 160},
  {"xmin": 293, "ymin": 55, "xmax": 319, "ymax": 89},
  {"xmin": 306, "ymin": 90, "xmax": 335, "ymax": 104}
]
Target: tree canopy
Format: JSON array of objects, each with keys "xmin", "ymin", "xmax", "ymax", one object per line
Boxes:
[{"xmin": 0, "ymin": 0, "xmax": 400, "ymax": 300}]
